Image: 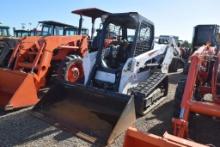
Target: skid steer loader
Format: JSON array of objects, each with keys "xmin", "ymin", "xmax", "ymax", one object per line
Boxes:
[
  {"xmin": 0, "ymin": 35, "xmax": 88, "ymax": 110},
  {"xmin": 33, "ymin": 12, "xmax": 182, "ymax": 145}
]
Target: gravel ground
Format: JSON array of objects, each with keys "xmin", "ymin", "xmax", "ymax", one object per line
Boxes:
[{"xmin": 0, "ymin": 73, "xmax": 219, "ymax": 147}]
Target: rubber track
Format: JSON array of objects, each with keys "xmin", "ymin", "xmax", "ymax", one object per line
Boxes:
[{"xmin": 131, "ymin": 72, "xmax": 167, "ymax": 114}]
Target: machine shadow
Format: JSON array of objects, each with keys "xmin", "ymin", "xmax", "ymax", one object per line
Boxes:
[
  {"xmin": 188, "ymin": 114, "xmax": 220, "ymax": 146},
  {"xmin": 146, "ymin": 100, "xmax": 220, "ymax": 146},
  {"xmin": 168, "ymin": 72, "xmax": 185, "ymax": 85},
  {"xmin": 145, "ymin": 100, "xmax": 174, "ymax": 135},
  {"xmin": 145, "ymin": 74, "xmax": 220, "ymax": 147}
]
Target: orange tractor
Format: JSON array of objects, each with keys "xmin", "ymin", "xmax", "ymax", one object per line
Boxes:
[
  {"xmin": 0, "ymin": 35, "xmax": 88, "ymax": 110},
  {"xmin": 172, "ymin": 25, "xmax": 220, "ymax": 140},
  {"xmin": 123, "ymin": 127, "xmax": 207, "ymax": 147},
  {"xmin": 0, "ymin": 20, "xmax": 86, "ymax": 68},
  {"xmin": 123, "ymin": 25, "xmax": 220, "ymax": 147},
  {"xmin": 0, "ymin": 8, "xmax": 110, "ymax": 111}
]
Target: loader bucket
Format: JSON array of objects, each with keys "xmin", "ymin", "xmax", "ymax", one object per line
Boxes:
[
  {"xmin": 33, "ymin": 82, "xmax": 136, "ymax": 145},
  {"xmin": 0, "ymin": 69, "xmax": 38, "ymax": 110},
  {"xmin": 123, "ymin": 127, "xmax": 208, "ymax": 147}
]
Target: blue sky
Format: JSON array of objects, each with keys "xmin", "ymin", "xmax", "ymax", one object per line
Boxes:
[{"xmin": 1, "ymin": 0, "xmax": 219, "ymax": 41}]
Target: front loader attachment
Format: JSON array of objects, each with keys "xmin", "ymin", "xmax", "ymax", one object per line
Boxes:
[
  {"xmin": 123, "ymin": 127, "xmax": 208, "ymax": 147},
  {"xmin": 33, "ymin": 82, "xmax": 136, "ymax": 145},
  {"xmin": 0, "ymin": 69, "xmax": 38, "ymax": 110}
]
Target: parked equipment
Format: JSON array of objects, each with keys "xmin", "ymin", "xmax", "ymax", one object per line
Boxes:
[
  {"xmin": 14, "ymin": 29, "xmax": 30, "ymax": 38},
  {"xmin": 0, "ymin": 25, "xmax": 19, "ymax": 67},
  {"xmin": 35, "ymin": 20, "xmax": 89, "ymax": 36},
  {"xmin": 14, "ymin": 21, "xmax": 89, "ymax": 37},
  {"xmin": 183, "ymin": 25, "xmax": 220, "ymax": 74},
  {"xmin": 0, "ymin": 35, "xmax": 88, "ymax": 110},
  {"xmin": 192, "ymin": 25, "xmax": 219, "ymax": 52},
  {"xmin": 0, "ymin": 25, "xmax": 10, "ymax": 37},
  {"xmin": 170, "ymin": 24, "xmax": 220, "ymax": 145},
  {"xmin": 33, "ymin": 11, "xmax": 182, "ymax": 145},
  {"xmin": 172, "ymin": 43, "xmax": 220, "ymax": 138},
  {"xmin": 123, "ymin": 127, "xmax": 208, "ymax": 147}
]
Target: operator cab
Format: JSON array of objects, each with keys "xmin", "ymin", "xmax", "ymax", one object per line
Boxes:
[
  {"xmin": 0, "ymin": 26, "xmax": 10, "ymax": 37},
  {"xmin": 13, "ymin": 29, "xmax": 30, "ymax": 38},
  {"xmin": 64, "ymin": 27, "xmax": 88, "ymax": 36},
  {"xmin": 29, "ymin": 28, "xmax": 41, "ymax": 36},
  {"xmin": 158, "ymin": 35, "xmax": 179, "ymax": 45},
  {"xmin": 87, "ymin": 12, "xmax": 154, "ymax": 91},
  {"xmin": 101, "ymin": 16, "xmax": 136, "ymax": 70},
  {"xmin": 38, "ymin": 21, "xmax": 76, "ymax": 36},
  {"xmin": 34, "ymin": 20, "xmax": 88, "ymax": 36},
  {"xmin": 192, "ymin": 25, "xmax": 220, "ymax": 52},
  {"xmin": 13, "ymin": 21, "xmax": 83, "ymax": 37}
]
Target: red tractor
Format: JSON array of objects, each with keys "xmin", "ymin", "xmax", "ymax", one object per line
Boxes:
[
  {"xmin": 0, "ymin": 8, "xmax": 110, "ymax": 111},
  {"xmin": 123, "ymin": 24, "xmax": 220, "ymax": 147},
  {"xmin": 172, "ymin": 45, "xmax": 220, "ymax": 138},
  {"xmin": 0, "ymin": 35, "xmax": 88, "ymax": 110}
]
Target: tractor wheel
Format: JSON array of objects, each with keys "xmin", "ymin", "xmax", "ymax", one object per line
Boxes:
[
  {"xmin": 173, "ymin": 78, "xmax": 186, "ymax": 118},
  {"xmin": 59, "ymin": 55, "xmax": 84, "ymax": 84}
]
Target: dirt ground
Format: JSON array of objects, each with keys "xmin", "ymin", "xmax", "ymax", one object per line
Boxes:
[{"xmin": 0, "ymin": 73, "xmax": 219, "ymax": 147}]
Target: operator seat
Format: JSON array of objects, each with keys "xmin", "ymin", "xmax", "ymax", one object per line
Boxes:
[{"xmin": 117, "ymin": 40, "xmax": 130, "ymax": 63}]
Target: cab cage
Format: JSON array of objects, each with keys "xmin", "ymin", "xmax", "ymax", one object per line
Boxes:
[
  {"xmin": 38, "ymin": 20, "xmax": 80, "ymax": 36},
  {"xmin": 13, "ymin": 29, "xmax": 30, "ymax": 37},
  {"xmin": 192, "ymin": 24, "xmax": 220, "ymax": 52},
  {"xmin": 98, "ymin": 12, "xmax": 155, "ymax": 58},
  {"xmin": 0, "ymin": 26, "xmax": 10, "ymax": 37},
  {"xmin": 72, "ymin": 8, "xmax": 111, "ymax": 39}
]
